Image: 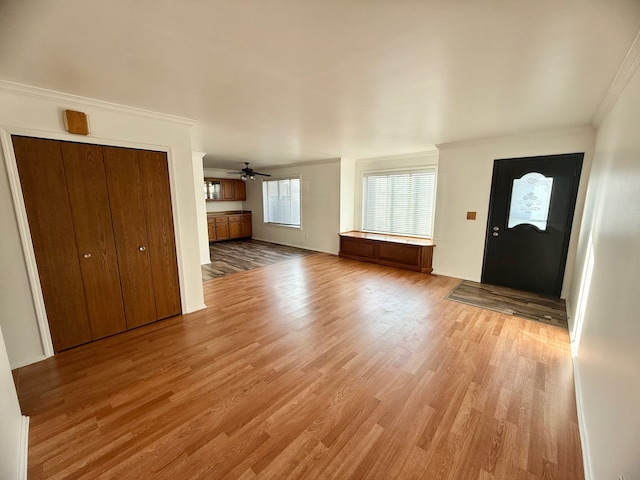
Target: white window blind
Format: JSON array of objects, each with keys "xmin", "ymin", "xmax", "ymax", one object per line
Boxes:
[
  {"xmin": 362, "ymin": 169, "xmax": 436, "ymax": 238},
  {"xmin": 262, "ymin": 177, "xmax": 301, "ymax": 227}
]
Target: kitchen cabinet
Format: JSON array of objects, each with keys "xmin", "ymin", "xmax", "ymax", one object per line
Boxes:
[
  {"xmin": 207, "ymin": 212, "xmax": 252, "ymax": 242},
  {"xmin": 204, "ymin": 178, "xmax": 247, "ymax": 201}
]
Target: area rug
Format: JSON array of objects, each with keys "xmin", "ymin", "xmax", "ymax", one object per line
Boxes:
[{"xmin": 446, "ymin": 280, "xmax": 568, "ymax": 327}]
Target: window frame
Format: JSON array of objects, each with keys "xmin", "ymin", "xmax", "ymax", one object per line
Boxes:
[
  {"xmin": 360, "ymin": 166, "xmax": 437, "ymax": 239},
  {"xmin": 262, "ymin": 175, "xmax": 302, "ymax": 229}
]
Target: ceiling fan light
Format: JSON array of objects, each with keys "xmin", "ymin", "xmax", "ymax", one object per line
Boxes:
[
  {"xmin": 250, "ymin": 175, "xmax": 255, "ymax": 181},
  {"xmin": 241, "ymin": 175, "xmax": 247, "ymax": 181}
]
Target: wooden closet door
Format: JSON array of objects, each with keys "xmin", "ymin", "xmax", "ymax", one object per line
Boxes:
[
  {"xmin": 102, "ymin": 146, "xmax": 157, "ymax": 329},
  {"xmin": 12, "ymin": 136, "xmax": 92, "ymax": 351},
  {"xmin": 137, "ymin": 150, "xmax": 181, "ymax": 319},
  {"xmin": 59, "ymin": 142, "xmax": 127, "ymax": 339}
]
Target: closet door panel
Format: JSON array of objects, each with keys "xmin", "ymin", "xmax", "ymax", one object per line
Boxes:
[
  {"xmin": 102, "ymin": 146, "xmax": 157, "ymax": 329},
  {"xmin": 60, "ymin": 142, "xmax": 127, "ymax": 339},
  {"xmin": 12, "ymin": 136, "xmax": 92, "ymax": 351},
  {"xmin": 137, "ymin": 150, "xmax": 182, "ymax": 319}
]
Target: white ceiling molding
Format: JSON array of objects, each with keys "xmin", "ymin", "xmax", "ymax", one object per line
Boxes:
[
  {"xmin": 354, "ymin": 150, "xmax": 439, "ymax": 163},
  {"xmin": 436, "ymin": 125, "xmax": 595, "ymax": 151},
  {"xmin": 0, "ymin": 80, "xmax": 196, "ymax": 126},
  {"xmin": 592, "ymin": 30, "xmax": 640, "ymax": 127},
  {"xmin": 265, "ymin": 157, "xmax": 342, "ymax": 170}
]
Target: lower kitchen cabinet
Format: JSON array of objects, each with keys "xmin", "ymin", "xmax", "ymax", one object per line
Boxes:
[{"xmin": 207, "ymin": 212, "xmax": 252, "ymax": 242}]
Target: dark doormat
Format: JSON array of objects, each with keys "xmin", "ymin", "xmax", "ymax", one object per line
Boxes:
[{"xmin": 446, "ymin": 280, "xmax": 568, "ymax": 328}]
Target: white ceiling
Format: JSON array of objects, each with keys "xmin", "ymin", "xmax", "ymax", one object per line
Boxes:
[{"xmin": 1, "ymin": 1, "xmax": 639, "ymax": 170}]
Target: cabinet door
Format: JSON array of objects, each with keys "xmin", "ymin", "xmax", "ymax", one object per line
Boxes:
[
  {"xmin": 208, "ymin": 221, "xmax": 217, "ymax": 241},
  {"xmin": 221, "ymin": 179, "xmax": 235, "ymax": 200},
  {"xmin": 60, "ymin": 142, "xmax": 127, "ymax": 340},
  {"xmin": 229, "ymin": 220, "xmax": 242, "ymax": 238},
  {"xmin": 103, "ymin": 146, "xmax": 157, "ymax": 329},
  {"xmin": 138, "ymin": 150, "xmax": 182, "ymax": 320},
  {"xmin": 207, "ymin": 179, "xmax": 222, "ymax": 200},
  {"xmin": 13, "ymin": 136, "xmax": 92, "ymax": 351},
  {"xmin": 241, "ymin": 215, "xmax": 252, "ymax": 237},
  {"xmin": 215, "ymin": 221, "xmax": 230, "ymax": 240},
  {"xmin": 234, "ymin": 180, "xmax": 246, "ymax": 200}
]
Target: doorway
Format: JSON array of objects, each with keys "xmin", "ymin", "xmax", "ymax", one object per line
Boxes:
[{"xmin": 482, "ymin": 153, "xmax": 583, "ymax": 297}]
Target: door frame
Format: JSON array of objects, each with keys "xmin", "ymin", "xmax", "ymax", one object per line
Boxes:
[
  {"xmin": 481, "ymin": 153, "xmax": 584, "ymax": 297},
  {"xmin": 0, "ymin": 126, "xmax": 182, "ymax": 361}
]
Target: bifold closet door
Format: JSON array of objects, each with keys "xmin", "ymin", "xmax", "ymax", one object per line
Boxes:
[
  {"xmin": 59, "ymin": 142, "xmax": 127, "ymax": 339},
  {"xmin": 102, "ymin": 146, "xmax": 158, "ymax": 329},
  {"xmin": 137, "ymin": 150, "xmax": 181, "ymax": 319},
  {"xmin": 13, "ymin": 137, "xmax": 92, "ymax": 351},
  {"xmin": 14, "ymin": 137, "xmax": 130, "ymax": 350},
  {"xmin": 14, "ymin": 137, "xmax": 181, "ymax": 351}
]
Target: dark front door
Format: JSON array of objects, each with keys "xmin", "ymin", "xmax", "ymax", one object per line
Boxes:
[{"xmin": 482, "ymin": 153, "xmax": 583, "ymax": 297}]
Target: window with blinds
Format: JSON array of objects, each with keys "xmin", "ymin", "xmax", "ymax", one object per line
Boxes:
[
  {"xmin": 262, "ymin": 177, "xmax": 301, "ymax": 227},
  {"xmin": 362, "ymin": 169, "xmax": 436, "ymax": 238}
]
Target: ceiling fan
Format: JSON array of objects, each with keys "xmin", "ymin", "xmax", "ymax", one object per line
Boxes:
[{"xmin": 227, "ymin": 162, "xmax": 271, "ymax": 181}]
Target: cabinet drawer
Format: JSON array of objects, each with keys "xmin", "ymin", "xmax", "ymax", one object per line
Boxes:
[{"xmin": 214, "ymin": 216, "xmax": 228, "ymax": 224}]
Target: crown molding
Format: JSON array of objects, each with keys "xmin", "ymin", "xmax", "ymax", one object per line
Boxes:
[
  {"xmin": 436, "ymin": 125, "xmax": 595, "ymax": 150},
  {"xmin": 354, "ymin": 150, "xmax": 438, "ymax": 163},
  {"xmin": 266, "ymin": 157, "xmax": 342, "ymax": 170},
  {"xmin": 592, "ymin": 30, "xmax": 640, "ymax": 127},
  {"xmin": 0, "ymin": 80, "xmax": 196, "ymax": 126}
]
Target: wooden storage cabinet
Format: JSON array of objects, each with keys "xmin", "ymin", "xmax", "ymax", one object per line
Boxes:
[
  {"xmin": 13, "ymin": 136, "xmax": 181, "ymax": 352},
  {"xmin": 339, "ymin": 231, "xmax": 435, "ymax": 274},
  {"xmin": 204, "ymin": 178, "xmax": 247, "ymax": 201},
  {"xmin": 207, "ymin": 212, "xmax": 252, "ymax": 242}
]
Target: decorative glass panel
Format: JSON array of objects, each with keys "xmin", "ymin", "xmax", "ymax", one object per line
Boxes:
[{"xmin": 507, "ymin": 172, "xmax": 553, "ymax": 230}]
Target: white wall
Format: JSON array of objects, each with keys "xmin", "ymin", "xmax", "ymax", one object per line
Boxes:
[
  {"xmin": 566, "ymin": 63, "xmax": 640, "ymax": 480},
  {"xmin": 434, "ymin": 127, "xmax": 595, "ymax": 299},
  {"xmin": 0, "ymin": 82, "xmax": 205, "ymax": 368},
  {"xmin": 202, "ymin": 168, "xmax": 245, "ymax": 213},
  {"xmin": 339, "ymin": 158, "xmax": 356, "ymax": 233},
  {"xmin": 193, "ymin": 153, "xmax": 211, "ymax": 265},
  {"xmin": 353, "ymin": 151, "xmax": 439, "ymax": 232},
  {"xmin": 0, "ymin": 325, "xmax": 28, "ymax": 480},
  {"xmin": 243, "ymin": 160, "xmax": 341, "ymax": 254}
]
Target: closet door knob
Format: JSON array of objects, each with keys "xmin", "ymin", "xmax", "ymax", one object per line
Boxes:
[
  {"xmin": 83, "ymin": 252, "xmax": 92, "ymax": 259},
  {"xmin": 138, "ymin": 246, "xmax": 146, "ymax": 252}
]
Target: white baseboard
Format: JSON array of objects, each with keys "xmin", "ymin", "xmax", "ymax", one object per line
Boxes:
[
  {"xmin": 183, "ymin": 303, "xmax": 207, "ymax": 314},
  {"xmin": 250, "ymin": 237, "xmax": 337, "ymax": 255},
  {"xmin": 572, "ymin": 359, "xmax": 592, "ymax": 480},
  {"xmin": 10, "ymin": 354, "xmax": 47, "ymax": 370},
  {"xmin": 19, "ymin": 415, "xmax": 29, "ymax": 480}
]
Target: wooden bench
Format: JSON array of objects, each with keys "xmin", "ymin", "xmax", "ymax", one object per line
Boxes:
[{"xmin": 339, "ymin": 231, "xmax": 435, "ymax": 274}]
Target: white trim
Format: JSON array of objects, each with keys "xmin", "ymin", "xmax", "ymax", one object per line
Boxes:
[
  {"xmin": 184, "ymin": 303, "xmax": 207, "ymax": 314},
  {"xmin": 436, "ymin": 125, "xmax": 594, "ymax": 150},
  {"xmin": 354, "ymin": 150, "xmax": 439, "ymax": 163},
  {"xmin": 592, "ymin": 30, "xmax": 640, "ymax": 127},
  {"xmin": 0, "ymin": 80, "xmax": 195, "ymax": 126},
  {"xmin": 1, "ymin": 126, "xmax": 193, "ymax": 363},
  {"xmin": 250, "ymin": 237, "xmax": 336, "ymax": 255},
  {"xmin": 572, "ymin": 359, "xmax": 593, "ymax": 480},
  {"xmin": 361, "ymin": 165, "xmax": 438, "ymax": 176},
  {"xmin": 18, "ymin": 415, "xmax": 29, "ymax": 480},
  {"xmin": 9, "ymin": 355, "xmax": 47, "ymax": 371},
  {"xmin": 265, "ymin": 157, "xmax": 341, "ymax": 170},
  {"xmin": 0, "ymin": 129, "xmax": 55, "ymax": 358}
]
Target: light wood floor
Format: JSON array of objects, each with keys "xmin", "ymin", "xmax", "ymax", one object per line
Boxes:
[{"xmin": 15, "ymin": 254, "xmax": 583, "ymax": 479}]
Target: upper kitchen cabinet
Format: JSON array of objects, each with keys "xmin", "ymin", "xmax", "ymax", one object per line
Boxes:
[{"xmin": 204, "ymin": 178, "xmax": 247, "ymax": 201}]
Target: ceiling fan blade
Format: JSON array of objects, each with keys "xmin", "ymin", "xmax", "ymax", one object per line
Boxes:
[
  {"xmin": 254, "ymin": 172, "xmax": 271, "ymax": 177},
  {"xmin": 226, "ymin": 171, "xmax": 244, "ymax": 174}
]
